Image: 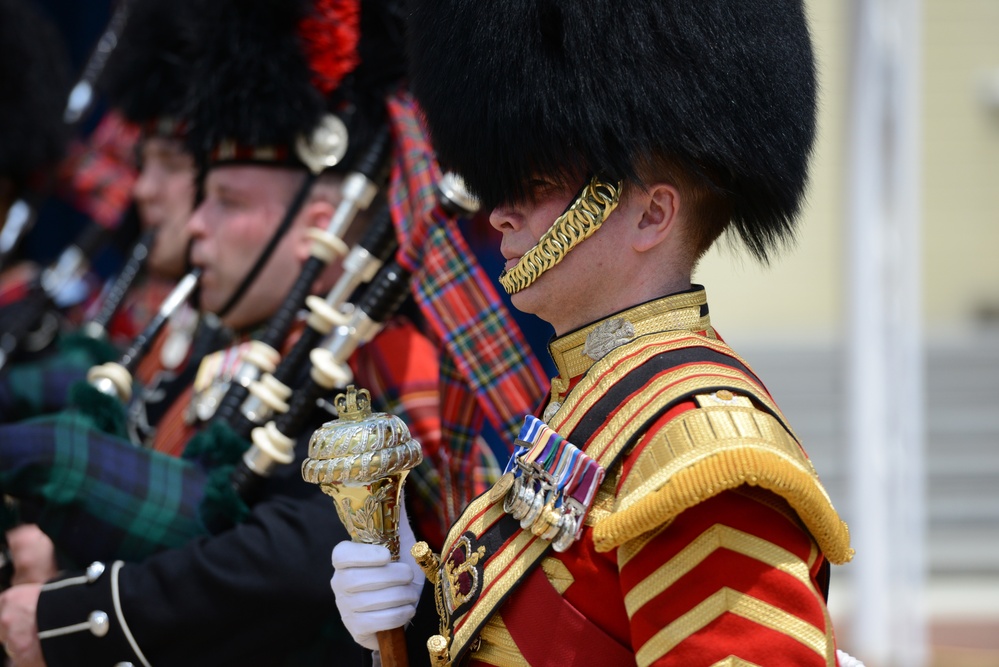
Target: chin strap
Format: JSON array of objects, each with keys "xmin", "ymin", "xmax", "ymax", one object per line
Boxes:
[
  {"xmin": 215, "ymin": 172, "xmax": 317, "ymax": 320},
  {"xmin": 498, "ymin": 176, "xmax": 621, "ymax": 295}
]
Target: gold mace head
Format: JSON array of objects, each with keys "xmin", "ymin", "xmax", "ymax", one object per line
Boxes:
[{"xmin": 301, "ymin": 385, "xmax": 423, "ymax": 559}]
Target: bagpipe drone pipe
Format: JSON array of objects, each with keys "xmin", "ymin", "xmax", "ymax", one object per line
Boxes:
[
  {"xmin": 0, "ymin": 206, "xmax": 145, "ymax": 374},
  {"xmin": 0, "ymin": 95, "xmax": 549, "ymax": 569},
  {"xmin": 0, "ymin": 256, "xmax": 411, "ymax": 566},
  {"xmin": 0, "ymin": 125, "xmax": 433, "ymax": 565},
  {"xmin": 79, "ymin": 228, "xmax": 158, "ymax": 344},
  {"xmin": 0, "ymin": 0, "xmax": 135, "ymax": 275},
  {"xmin": 0, "ymin": 0, "xmax": 148, "ymax": 371},
  {"xmin": 0, "ymin": 220, "xmax": 163, "ymax": 430}
]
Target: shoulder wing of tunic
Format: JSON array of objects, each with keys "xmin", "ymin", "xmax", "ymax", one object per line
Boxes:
[{"xmin": 574, "ymin": 334, "xmax": 852, "ymax": 565}]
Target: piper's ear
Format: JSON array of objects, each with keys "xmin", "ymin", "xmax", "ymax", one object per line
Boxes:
[
  {"xmin": 632, "ymin": 183, "xmax": 680, "ymax": 253},
  {"xmin": 294, "ymin": 198, "xmax": 336, "ymax": 262}
]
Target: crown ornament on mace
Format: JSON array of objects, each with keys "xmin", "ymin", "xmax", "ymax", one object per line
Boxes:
[{"xmin": 302, "ymin": 385, "xmax": 423, "ymax": 557}]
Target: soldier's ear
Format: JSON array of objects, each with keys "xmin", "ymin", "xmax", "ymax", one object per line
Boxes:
[
  {"xmin": 632, "ymin": 183, "xmax": 679, "ymax": 253},
  {"xmin": 293, "ymin": 197, "xmax": 336, "ymax": 263}
]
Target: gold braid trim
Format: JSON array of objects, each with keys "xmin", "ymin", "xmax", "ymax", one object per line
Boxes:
[
  {"xmin": 710, "ymin": 659, "xmax": 765, "ymax": 667},
  {"xmin": 636, "ymin": 588, "xmax": 831, "ymax": 666},
  {"xmin": 498, "ymin": 177, "xmax": 621, "ymax": 294},
  {"xmin": 592, "ymin": 406, "xmax": 853, "ymax": 564},
  {"xmin": 472, "ymin": 614, "xmax": 529, "ymax": 667}
]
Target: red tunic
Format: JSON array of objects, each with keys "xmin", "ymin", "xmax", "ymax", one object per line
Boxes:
[{"xmin": 429, "ymin": 288, "xmax": 851, "ymax": 667}]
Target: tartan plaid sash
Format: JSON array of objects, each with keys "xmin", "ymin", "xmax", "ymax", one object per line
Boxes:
[
  {"xmin": 0, "ymin": 412, "xmax": 209, "ymax": 565},
  {"xmin": 0, "ymin": 316, "xmax": 467, "ymax": 563},
  {"xmin": 0, "ymin": 95, "xmax": 549, "ymax": 566},
  {"xmin": 386, "ymin": 92, "xmax": 548, "ymax": 525}
]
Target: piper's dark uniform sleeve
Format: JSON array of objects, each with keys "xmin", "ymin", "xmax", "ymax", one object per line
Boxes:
[{"xmin": 36, "ymin": 463, "xmax": 364, "ymax": 667}]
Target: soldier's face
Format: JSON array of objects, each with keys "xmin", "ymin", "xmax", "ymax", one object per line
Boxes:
[
  {"xmin": 489, "ymin": 178, "xmax": 634, "ymax": 335},
  {"xmin": 133, "ymin": 138, "xmax": 195, "ymax": 279},
  {"xmin": 186, "ymin": 164, "xmax": 310, "ymax": 331}
]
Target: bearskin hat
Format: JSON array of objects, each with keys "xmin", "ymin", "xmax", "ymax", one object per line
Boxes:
[
  {"xmin": 408, "ymin": 0, "xmax": 818, "ymax": 261},
  {"xmin": 99, "ymin": 0, "xmax": 196, "ymax": 131},
  {"xmin": 0, "ymin": 0, "xmax": 70, "ymax": 186},
  {"xmin": 182, "ymin": 0, "xmax": 406, "ymax": 170}
]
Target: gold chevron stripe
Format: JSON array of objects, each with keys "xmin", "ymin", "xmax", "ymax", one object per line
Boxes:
[
  {"xmin": 618, "ymin": 522, "xmax": 670, "ymax": 569},
  {"xmin": 730, "ymin": 487, "xmax": 823, "ymax": 570},
  {"xmin": 710, "ymin": 658, "xmax": 764, "ymax": 667},
  {"xmin": 635, "ymin": 588, "xmax": 829, "ymax": 667},
  {"xmin": 623, "ymin": 524, "xmax": 814, "ymax": 617}
]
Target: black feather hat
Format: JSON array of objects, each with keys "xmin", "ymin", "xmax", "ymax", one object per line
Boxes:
[
  {"xmin": 99, "ymin": 0, "xmax": 196, "ymax": 135},
  {"xmin": 182, "ymin": 0, "xmax": 406, "ymax": 170},
  {"xmin": 0, "ymin": 0, "xmax": 70, "ymax": 186},
  {"xmin": 408, "ymin": 0, "xmax": 818, "ymax": 260}
]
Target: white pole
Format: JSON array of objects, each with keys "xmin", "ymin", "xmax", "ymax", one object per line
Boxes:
[
  {"xmin": 886, "ymin": 0, "xmax": 927, "ymax": 664},
  {"xmin": 844, "ymin": 0, "xmax": 927, "ymax": 665}
]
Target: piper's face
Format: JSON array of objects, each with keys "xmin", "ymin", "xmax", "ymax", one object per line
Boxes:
[
  {"xmin": 186, "ymin": 164, "xmax": 312, "ymax": 331},
  {"xmin": 489, "ymin": 178, "xmax": 636, "ymax": 335},
  {"xmin": 133, "ymin": 137, "xmax": 196, "ymax": 279}
]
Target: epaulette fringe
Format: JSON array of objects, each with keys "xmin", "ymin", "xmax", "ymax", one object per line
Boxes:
[{"xmin": 592, "ymin": 445, "xmax": 854, "ymax": 564}]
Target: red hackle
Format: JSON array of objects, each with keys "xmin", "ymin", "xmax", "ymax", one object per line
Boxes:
[{"xmin": 299, "ymin": 0, "xmax": 362, "ymax": 96}]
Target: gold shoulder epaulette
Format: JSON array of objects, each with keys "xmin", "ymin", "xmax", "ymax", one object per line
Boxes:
[{"xmin": 591, "ymin": 396, "xmax": 853, "ymax": 564}]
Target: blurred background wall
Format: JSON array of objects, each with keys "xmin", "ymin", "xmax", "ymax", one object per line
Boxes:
[{"xmin": 696, "ymin": 1, "xmax": 999, "ymax": 665}]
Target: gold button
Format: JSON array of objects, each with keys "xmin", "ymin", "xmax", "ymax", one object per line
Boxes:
[{"xmin": 716, "ymin": 390, "xmax": 734, "ymax": 401}]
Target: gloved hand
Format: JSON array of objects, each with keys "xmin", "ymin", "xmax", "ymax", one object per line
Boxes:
[
  {"xmin": 330, "ymin": 504, "xmax": 425, "ymax": 651},
  {"xmin": 836, "ymin": 651, "xmax": 866, "ymax": 667}
]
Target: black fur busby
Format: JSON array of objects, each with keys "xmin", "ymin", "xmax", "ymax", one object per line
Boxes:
[
  {"xmin": 99, "ymin": 0, "xmax": 196, "ymax": 129},
  {"xmin": 0, "ymin": 0, "xmax": 70, "ymax": 186},
  {"xmin": 182, "ymin": 0, "xmax": 406, "ymax": 169},
  {"xmin": 408, "ymin": 0, "xmax": 818, "ymax": 261}
]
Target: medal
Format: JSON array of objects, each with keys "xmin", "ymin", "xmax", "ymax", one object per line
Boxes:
[
  {"xmin": 488, "ymin": 472, "xmax": 515, "ymax": 503},
  {"xmin": 495, "ymin": 415, "xmax": 607, "ymax": 551}
]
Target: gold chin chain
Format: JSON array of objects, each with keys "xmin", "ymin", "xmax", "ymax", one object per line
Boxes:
[{"xmin": 498, "ymin": 176, "xmax": 622, "ymax": 295}]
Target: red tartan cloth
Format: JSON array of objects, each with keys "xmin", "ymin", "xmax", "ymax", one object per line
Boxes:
[
  {"xmin": 386, "ymin": 91, "xmax": 548, "ymax": 526},
  {"xmin": 57, "ymin": 110, "xmax": 140, "ymax": 230}
]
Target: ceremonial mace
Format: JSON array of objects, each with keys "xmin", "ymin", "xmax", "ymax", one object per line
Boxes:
[{"xmin": 302, "ymin": 386, "xmax": 422, "ymax": 666}]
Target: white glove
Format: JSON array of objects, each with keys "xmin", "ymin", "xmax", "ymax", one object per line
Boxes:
[
  {"xmin": 330, "ymin": 507, "xmax": 425, "ymax": 651},
  {"xmin": 836, "ymin": 650, "xmax": 866, "ymax": 667}
]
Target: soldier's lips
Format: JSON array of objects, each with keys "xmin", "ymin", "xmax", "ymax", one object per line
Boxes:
[{"xmin": 504, "ymin": 257, "xmax": 521, "ymax": 271}]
